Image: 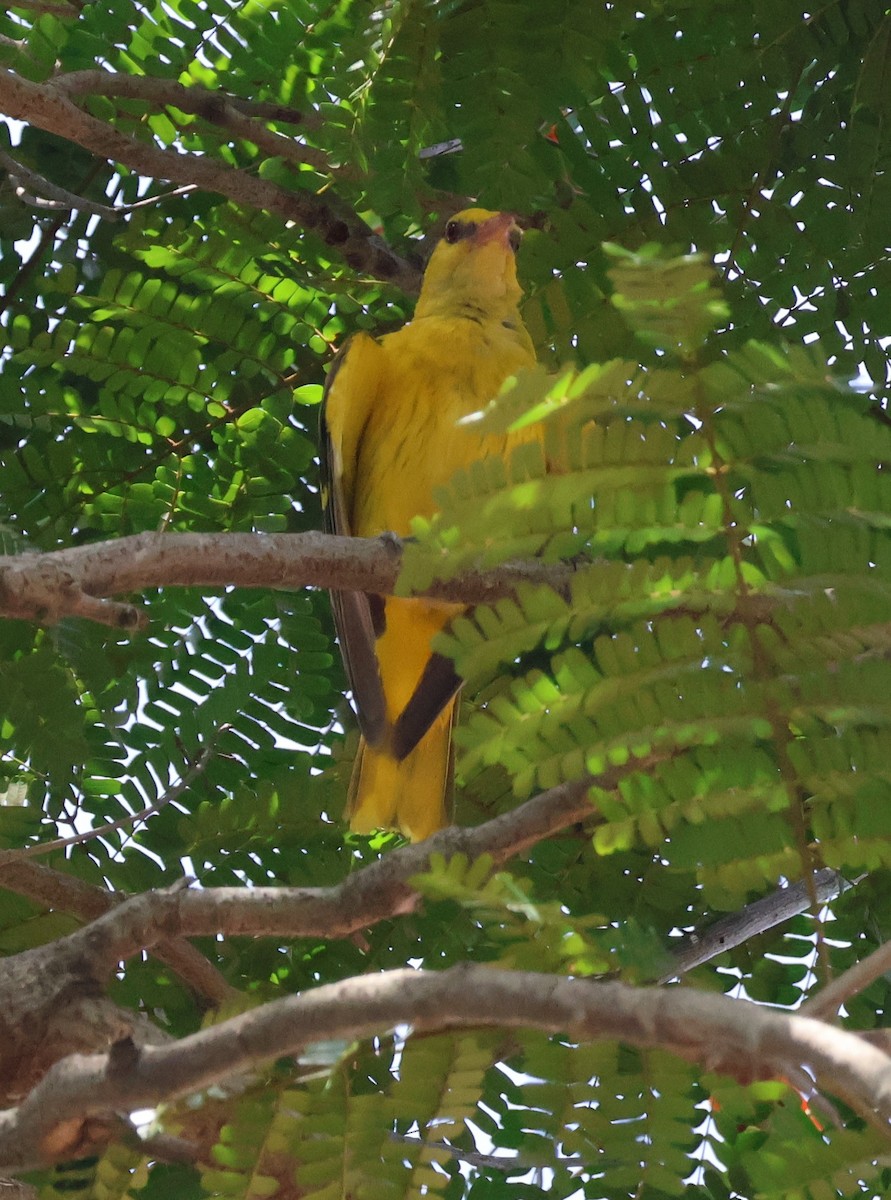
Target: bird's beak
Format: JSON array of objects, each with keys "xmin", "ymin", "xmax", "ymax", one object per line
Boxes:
[{"xmin": 475, "ymin": 211, "xmax": 523, "ymax": 252}]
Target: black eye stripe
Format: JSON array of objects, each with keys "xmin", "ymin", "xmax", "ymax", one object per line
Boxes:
[{"xmin": 444, "ymin": 219, "xmax": 477, "ymax": 244}]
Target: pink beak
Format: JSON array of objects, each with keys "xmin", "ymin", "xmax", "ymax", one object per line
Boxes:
[{"xmin": 473, "ymin": 211, "xmax": 522, "ymax": 249}]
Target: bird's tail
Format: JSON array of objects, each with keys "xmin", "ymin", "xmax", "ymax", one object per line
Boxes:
[{"xmin": 347, "ymin": 699, "xmax": 458, "ymax": 842}]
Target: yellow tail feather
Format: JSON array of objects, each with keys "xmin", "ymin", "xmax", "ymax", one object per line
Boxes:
[{"xmin": 347, "ymin": 700, "xmax": 457, "ymax": 842}]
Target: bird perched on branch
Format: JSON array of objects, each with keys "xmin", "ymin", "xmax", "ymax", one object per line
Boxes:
[{"xmin": 320, "ymin": 207, "xmax": 536, "ymax": 841}]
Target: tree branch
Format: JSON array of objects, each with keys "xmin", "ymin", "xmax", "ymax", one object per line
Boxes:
[
  {"xmin": 52, "ymin": 71, "xmax": 324, "ymax": 130},
  {"xmin": 664, "ymin": 867, "xmax": 859, "ymax": 981},
  {"xmin": 58, "ymin": 77, "xmax": 333, "ymax": 172},
  {"xmin": 0, "ymin": 68, "xmax": 420, "ymax": 292},
  {"xmin": 20, "ymin": 755, "xmax": 827, "ymax": 994},
  {"xmin": 0, "ymin": 149, "xmax": 127, "ymax": 218},
  {"xmin": 0, "ymin": 147, "xmax": 199, "ymax": 216},
  {"xmin": 391, "ymin": 1131, "xmax": 539, "ymax": 1174},
  {"xmin": 0, "ymin": 530, "xmax": 578, "ymax": 628},
  {"xmin": 39, "ymin": 775, "xmax": 600, "ymax": 978},
  {"xmin": 0, "ymin": 758, "xmax": 847, "ymax": 1018},
  {"xmin": 4, "ymin": 0, "xmax": 76, "ymax": 13},
  {"xmin": 0, "ymin": 860, "xmax": 233, "ymax": 1007},
  {"xmin": 1, "ymin": 767, "xmax": 879, "ymax": 1169},
  {"xmin": 2, "ymin": 963, "xmax": 890, "ymax": 1171},
  {"xmin": 802, "ymin": 934, "xmax": 891, "ymax": 1021}
]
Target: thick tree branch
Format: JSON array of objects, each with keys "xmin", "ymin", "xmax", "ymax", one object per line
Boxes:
[
  {"xmin": 0, "ymin": 772, "xmax": 598, "ymax": 1092},
  {"xmin": 2, "ymin": 963, "xmax": 890, "ymax": 1171},
  {"xmin": 0, "ymin": 764, "xmax": 861, "ymax": 1029},
  {"xmin": 37, "ymin": 776, "xmax": 600, "ymax": 975},
  {"xmin": 0, "ymin": 777, "xmax": 595, "ymax": 1131},
  {"xmin": 0, "ymin": 530, "xmax": 578, "ymax": 628},
  {"xmin": 26, "ymin": 758, "xmax": 834, "ymax": 989},
  {"xmin": 0, "ymin": 68, "xmax": 420, "ymax": 292},
  {"xmin": 0, "ymin": 769, "xmax": 877, "ymax": 1169}
]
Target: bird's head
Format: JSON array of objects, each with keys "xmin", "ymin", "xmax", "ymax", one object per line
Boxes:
[{"xmin": 414, "ymin": 207, "xmax": 525, "ymax": 321}]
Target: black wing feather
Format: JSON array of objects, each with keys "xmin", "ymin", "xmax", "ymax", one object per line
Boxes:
[
  {"xmin": 319, "ymin": 339, "xmax": 388, "ymax": 747},
  {"xmin": 390, "ymin": 652, "xmax": 462, "ymax": 760}
]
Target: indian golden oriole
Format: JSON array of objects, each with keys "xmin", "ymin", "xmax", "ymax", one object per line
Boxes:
[{"xmin": 320, "ymin": 207, "xmax": 536, "ymax": 841}]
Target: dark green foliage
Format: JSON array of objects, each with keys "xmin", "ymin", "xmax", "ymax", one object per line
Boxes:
[{"xmin": 3, "ymin": 1, "xmax": 891, "ymax": 1198}]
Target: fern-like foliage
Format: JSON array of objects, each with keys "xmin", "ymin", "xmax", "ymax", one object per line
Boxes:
[
  {"xmin": 401, "ymin": 247, "xmax": 891, "ymax": 907},
  {"xmin": 35, "ymin": 1142, "xmax": 148, "ymax": 1200}
]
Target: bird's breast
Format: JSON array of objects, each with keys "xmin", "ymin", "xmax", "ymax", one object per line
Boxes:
[{"xmin": 352, "ymin": 316, "xmax": 534, "ymax": 538}]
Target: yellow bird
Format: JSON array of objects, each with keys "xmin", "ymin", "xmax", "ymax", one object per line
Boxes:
[{"xmin": 320, "ymin": 207, "xmax": 536, "ymax": 841}]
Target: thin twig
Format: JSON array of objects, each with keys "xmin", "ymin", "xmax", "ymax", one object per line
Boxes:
[
  {"xmin": 124, "ymin": 1127, "xmax": 198, "ymax": 1165},
  {"xmin": 0, "ymin": 159, "xmax": 106, "ymax": 321},
  {"xmin": 0, "ymin": 151, "xmax": 199, "ymax": 217},
  {"xmin": 390, "ymin": 1132, "xmax": 530, "ymax": 1173},
  {"xmin": 0, "ymin": 746, "xmax": 214, "ymax": 864},
  {"xmin": 0, "ymin": 149, "xmax": 124, "ymax": 219},
  {"xmin": 802, "ymin": 935, "xmax": 891, "ymax": 1021}
]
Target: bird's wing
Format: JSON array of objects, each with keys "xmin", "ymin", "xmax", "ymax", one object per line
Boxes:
[
  {"xmin": 319, "ymin": 333, "xmax": 389, "ymax": 747},
  {"xmin": 390, "ymin": 650, "xmax": 462, "ymax": 760}
]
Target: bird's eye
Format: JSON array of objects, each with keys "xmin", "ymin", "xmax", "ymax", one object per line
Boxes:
[{"xmin": 444, "ymin": 219, "xmax": 477, "ymax": 244}]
